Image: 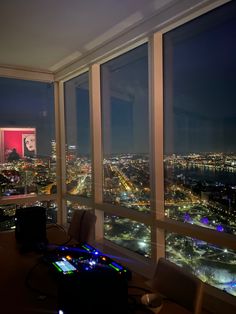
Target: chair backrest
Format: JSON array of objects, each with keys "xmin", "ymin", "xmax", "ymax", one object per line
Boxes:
[
  {"xmin": 68, "ymin": 209, "xmax": 97, "ymax": 244},
  {"xmin": 150, "ymin": 257, "xmax": 203, "ymax": 314}
]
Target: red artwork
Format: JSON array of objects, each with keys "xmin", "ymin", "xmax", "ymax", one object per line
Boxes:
[{"xmin": 0, "ymin": 128, "xmax": 36, "ymax": 162}]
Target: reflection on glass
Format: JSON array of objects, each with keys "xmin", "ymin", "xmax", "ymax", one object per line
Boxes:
[
  {"xmin": 164, "ymin": 1, "xmax": 236, "ymax": 236},
  {"xmin": 104, "ymin": 213, "xmax": 151, "ymax": 257},
  {"xmin": 64, "ymin": 72, "xmax": 91, "ymax": 197},
  {"xmin": 166, "ymin": 232, "xmax": 236, "ymax": 297},
  {"xmin": 0, "ymin": 78, "xmax": 55, "ymax": 196},
  {"xmin": 101, "ymin": 43, "xmax": 150, "ymax": 212}
]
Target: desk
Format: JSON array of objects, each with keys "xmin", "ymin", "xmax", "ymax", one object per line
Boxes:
[{"xmin": 0, "ymin": 228, "xmax": 205, "ymax": 314}]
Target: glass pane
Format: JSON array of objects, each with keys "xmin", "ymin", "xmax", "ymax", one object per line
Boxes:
[
  {"xmin": 101, "ymin": 44, "xmax": 150, "ymax": 212},
  {"xmin": 166, "ymin": 232, "xmax": 236, "ymax": 297},
  {"xmin": 0, "ymin": 204, "xmax": 17, "ymax": 231},
  {"xmin": 0, "ymin": 78, "xmax": 55, "ymax": 197},
  {"xmin": 164, "ymin": 1, "xmax": 236, "ymax": 236},
  {"xmin": 64, "ymin": 72, "xmax": 92, "ymax": 197},
  {"xmin": 0, "ymin": 200, "xmax": 57, "ymax": 231},
  {"xmin": 104, "ymin": 213, "xmax": 151, "ymax": 257}
]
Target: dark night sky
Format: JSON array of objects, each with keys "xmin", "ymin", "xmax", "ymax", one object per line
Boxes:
[
  {"xmin": 64, "ymin": 43, "xmax": 149, "ymax": 156},
  {"xmin": 164, "ymin": 0, "xmax": 236, "ymax": 154},
  {"xmin": 0, "ymin": 77, "xmax": 55, "ymax": 156}
]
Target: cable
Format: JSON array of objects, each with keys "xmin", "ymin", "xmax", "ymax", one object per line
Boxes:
[
  {"xmin": 25, "ymin": 259, "xmax": 57, "ymax": 299},
  {"xmin": 46, "ymin": 223, "xmax": 67, "ymax": 235}
]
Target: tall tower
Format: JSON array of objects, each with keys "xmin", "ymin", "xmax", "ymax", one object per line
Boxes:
[{"xmin": 51, "ymin": 140, "xmax": 56, "ymax": 161}]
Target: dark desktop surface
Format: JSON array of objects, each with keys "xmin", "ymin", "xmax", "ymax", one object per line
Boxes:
[
  {"xmin": 0, "ymin": 228, "xmax": 137, "ymax": 314},
  {"xmin": 0, "ymin": 227, "xmax": 211, "ymax": 314}
]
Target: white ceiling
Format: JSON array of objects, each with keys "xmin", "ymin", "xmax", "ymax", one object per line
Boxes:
[{"xmin": 0, "ymin": 0, "xmax": 177, "ymax": 73}]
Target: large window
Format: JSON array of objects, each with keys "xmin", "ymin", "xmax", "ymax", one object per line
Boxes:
[
  {"xmin": 0, "ymin": 78, "xmax": 55, "ymax": 197},
  {"xmin": 164, "ymin": 1, "xmax": 236, "ymax": 235},
  {"xmin": 166, "ymin": 232, "xmax": 236, "ymax": 297},
  {"xmin": 104, "ymin": 213, "xmax": 151, "ymax": 257},
  {"xmin": 101, "ymin": 43, "xmax": 150, "ymax": 212},
  {"xmin": 0, "ymin": 77, "xmax": 55, "ymax": 230},
  {"xmin": 64, "ymin": 72, "xmax": 91, "ymax": 198},
  {"xmin": 163, "ymin": 0, "xmax": 236, "ymax": 296},
  {"xmin": 0, "ymin": 79, "xmax": 55, "ymax": 182}
]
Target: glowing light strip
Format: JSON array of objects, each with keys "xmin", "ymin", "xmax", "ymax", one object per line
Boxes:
[
  {"xmin": 108, "ymin": 263, "xmax": 120, "ymax": 272},
  {"xmin": 52, "ymin": 262, "xmax": 62, "ymax": 272}
]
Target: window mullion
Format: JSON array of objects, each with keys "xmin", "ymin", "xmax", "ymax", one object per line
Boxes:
[
  {"xmin": 149, "ymin": 32, "xmax": 165, "ymax": 262},
  {"xmin": 90, "ymin": 64, "xmax": 104, "ymax": 241}
]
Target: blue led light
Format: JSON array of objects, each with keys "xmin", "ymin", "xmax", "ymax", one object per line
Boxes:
[
  {"xmin": 216, "ymin": 225, "xmax": 224, "ymax": 232},
  {"xmin": 83, "ymin": 243, "xmax": 94, "ymax": 251},
  {"xmin": 82, "ymin": 243, "xmax": 101, "ymax": 255},
  {"xmin": 200, "ymin": 217, "xmax": 209, "ymax": 225},
  {"xmin": 110, "ymin": 261, "xmax": 123, "ymax": 271}
]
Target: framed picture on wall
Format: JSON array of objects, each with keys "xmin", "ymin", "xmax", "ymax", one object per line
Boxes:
[
  {"xmin": 0, "ymin": 127, "xmax": 36, "ymax": 162},
  {"xmin": 22, "ymin": 133, "xmax": 36, "ymax": 158}
]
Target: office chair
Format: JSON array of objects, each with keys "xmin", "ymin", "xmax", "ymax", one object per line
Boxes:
[
  {"xmin": 142, "ymin": 257, "xmax": 203, "ymax": 314},
  {"xmin": 67, "ymin": 209, "xmax": 97, "ymax": 244}
]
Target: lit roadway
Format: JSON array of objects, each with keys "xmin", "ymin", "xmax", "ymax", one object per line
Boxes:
[
  {"xmin": 166, "ymin": 243, "xmax": 230, "ymax": 265},
  {"xmin": 69, "ymin": 175, "xmax": 88, "ymax": 195},
  {"xmin": 110, "ymin": 164, "xmax": 134, "ymax": 191},
  {"xmin": 41, "ymin": 183, "xmax": 54, "ymax": 194}
]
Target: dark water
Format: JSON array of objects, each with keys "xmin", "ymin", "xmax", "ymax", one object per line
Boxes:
[{"xmin": 165, "ymin": 166, "xmax": 236, "ymax": 186}]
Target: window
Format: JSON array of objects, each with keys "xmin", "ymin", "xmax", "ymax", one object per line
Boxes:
[
  {"xmin": 0, "ymin": 201, "xmax": 57, "ymax": 231},
  {"xmin": 101, "ymin": 43, "xmax": 150, "ymax": 212},
  {"xmin": 164, "ymin": 0, "xmax": 236, "ymax": 235},
  {"xmin": 64, "ymin": 72, "xmax": 92, "ymax": 198},
  {"xmin": 0, "ymin": 78, "xmax": 55, "ymax": 196},
  {"xmin": 163, "ymin": 0, "xmax": 236, "ymax": 296},
  {"xmin": 0, "ymin": 77, "xmax": 55, "ymax": 230},
  {"xmin": 166, "ymin": 232, "xmax": 236, "ymax": 297},
  {"xmin": 104, "ymin": 213, "xmax": 151, "ymax": 257}
]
